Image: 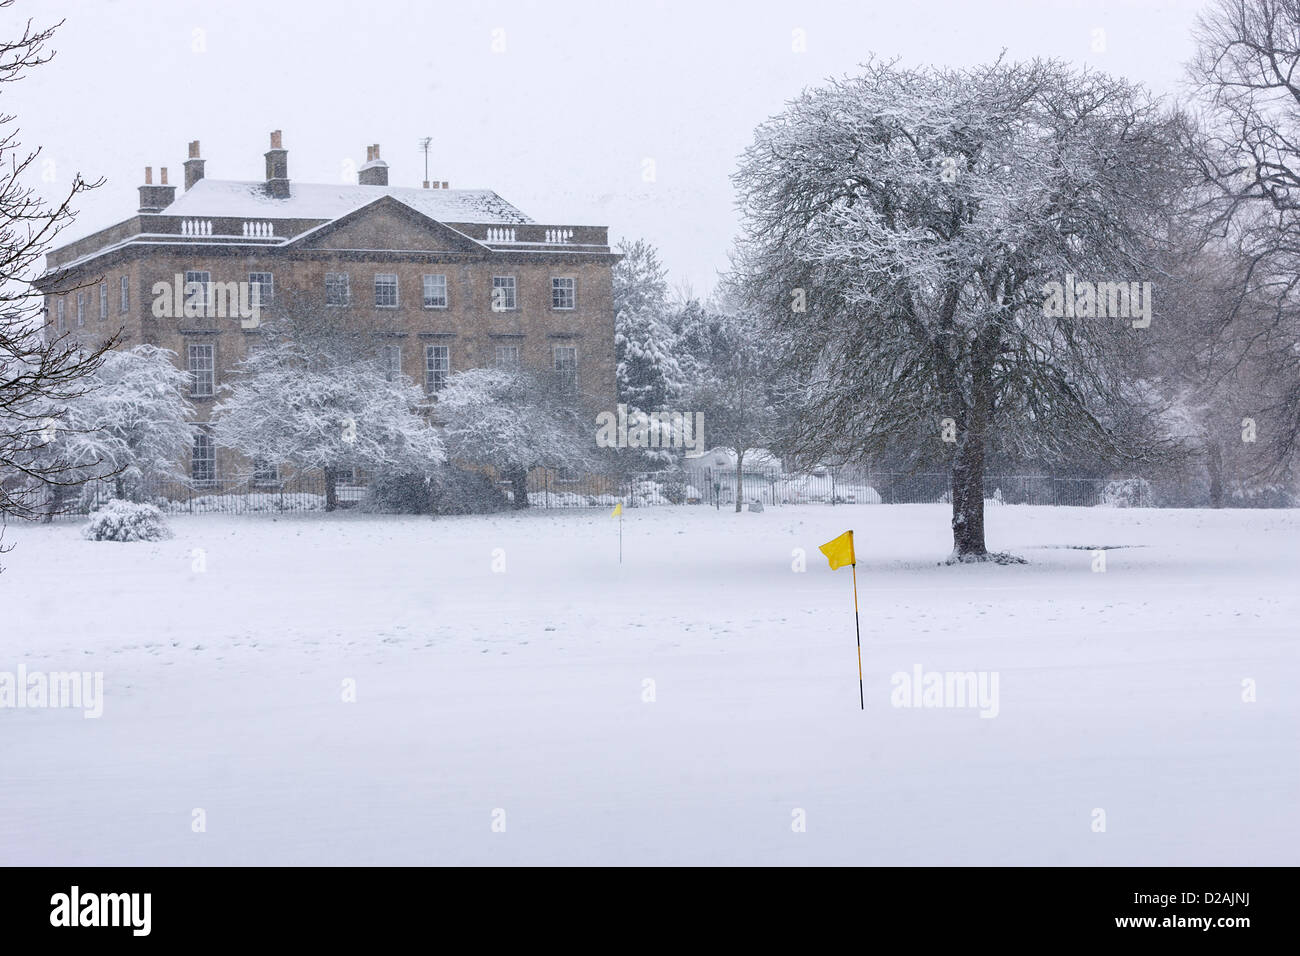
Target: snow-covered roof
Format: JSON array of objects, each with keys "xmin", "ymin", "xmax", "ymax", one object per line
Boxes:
[{"xmin": 161, "ymin": 178, "xmax": 535, "ymax": 225}]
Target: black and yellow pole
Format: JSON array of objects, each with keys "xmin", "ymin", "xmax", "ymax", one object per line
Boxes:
[
  {"xmin": 817, "ymin": 528, "xmax": 861, "ymax": 710},
  {"xmin": 851, "ymin": 560, "xmax": 863, "ymax": 710}
]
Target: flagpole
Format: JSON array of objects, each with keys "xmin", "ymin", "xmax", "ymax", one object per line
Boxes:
[
  {"xmin": 817, "ymin": 528, "xmax": 860, "ymax": 710},
  {"xmin": 612, "ymin": 499, "xmax": 624, "ymax": 564},
  {"xmin": 852, "ymin": 561, "xmax": 863, "ymax": 710}
]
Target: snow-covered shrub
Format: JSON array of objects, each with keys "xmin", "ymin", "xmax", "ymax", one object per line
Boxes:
[
  {"xmin": 432, "ymin": 467, "xmax": 508, "ymax": 515},
  {"xmin": 658, "ymin": 477, "xmax": 690, "ymax": 504},
  {"xmin": 363, "ymin": 471, "xmax": 435, "ymax": 514},
  {"xmin": 1100, "ymin": 477, "xmax": 1153, "ymax": 508},
  {"xmin": 629, "ymin": 479, "xmax": 670, "ymax": 507},
  {"xmin": 82, "ymin": 500, "xmax": 172, "ymax": 542}
]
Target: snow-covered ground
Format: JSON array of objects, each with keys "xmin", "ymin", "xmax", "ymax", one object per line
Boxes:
[{"xmin": 1, "ymin": 503, "xmax": 1296, "ymax": 865}]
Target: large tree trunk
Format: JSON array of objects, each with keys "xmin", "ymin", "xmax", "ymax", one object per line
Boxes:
[
  {"xmin": 734, "ymin": 449, "xmax": 744, "ymax": 513},
  {"xmin": 1207, "ymin": 440, "xmax": 1224, "ymax": 509},
  {"xmin": 324, "ymin": 467, "xmax": 338, "ymax": 512},
  {"xmin": 41, "ymin": 483, "xmax": 66, "ymax": 524},
  {"xmin": 950, "ymin": 432, "xmax": 987, "ymax": 557},
  {"xmin": 507, "ymin": 464, "xmax": 530, "ymax": 509},
  {"xmin": 950, "ymin": 349, "xmax": 994, "ymax": 559}
]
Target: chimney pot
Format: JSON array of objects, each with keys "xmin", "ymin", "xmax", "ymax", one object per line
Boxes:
[
  {"xmin": 357, "ymin": 142, "xmax": 389, "ymax": 186},
  {"xmin": 138, "ymin": 166, "xmax": 176, "ymax": 213},
  {"xmin": 442, "ymin": 181, "xmax": 449, "ymax": 189},
  {"xmin": 184, "ymin": 140, "xmax": 206, "ymax": 190},
  {"xmin": 423, "ymin": 181, "xmax": 430, "ymax": 189},
  {"xmin": 264, "ymin": 131, "xmax": 289, "ymax": 198}
]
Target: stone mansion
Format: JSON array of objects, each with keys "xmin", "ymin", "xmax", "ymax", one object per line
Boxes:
[{"xmin": 37, "ymin": 131, "xmax": 618, "ymax": 485}]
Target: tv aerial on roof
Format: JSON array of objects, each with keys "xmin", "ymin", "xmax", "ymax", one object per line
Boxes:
[{"xmin": 418, "ymin": 137, "xmax": 433, "ymax": 189}]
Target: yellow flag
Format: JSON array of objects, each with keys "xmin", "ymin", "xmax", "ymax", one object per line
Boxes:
[
  {"xmin": 611, "ymin": 501, "xmax": 623, "ymax": 517},
  {"xmin": 819, "ymin": 530, "xmax": 855, "ymax": 570}
]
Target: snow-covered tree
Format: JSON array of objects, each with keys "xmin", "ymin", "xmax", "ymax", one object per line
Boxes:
[
  {"xmin": 65, "ymin": 345, "xmax": 194, "ymax": 499},
  {"xmin": 1185, "ymin": 0, "xmax": 1300, "ymax": 477},
  {"xmin": 676, "ymin": 296, "xmax": 780, "ymax": 512},
  {"xmin": 733, "ymin": 58, "xmax": 1184, "ymax": 559},
  {"xmin": 613, "ymin": 239, "xmax": 682, "ymax": 414},
  {"xmin": 1, "ymin": 2, "xmax": 112, "ymax": 550},
  {"xmin": 212, "ymin": 296, "xmax": 444, "ymax": 510},
  {"xmin": 5, "ymin": 359, "xmax": 114, "ymax": 521},
  {"xmin": 19, "ymin": 344, "xmax": 194, "ymax": 515},
  {"xmin": 437, "ymin": 364, "xmax": 594, "ymax": 509},
  {"xmin": 1142, "ymin": 243, "xmax": 1298, "ymax": 505}
]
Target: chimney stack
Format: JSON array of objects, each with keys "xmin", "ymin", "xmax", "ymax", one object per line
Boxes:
[
  {"xmin": 358, "ymin": 142, "xmax": 389, "ymax": 186},
  {"xmin": 263, "ymin": 129, "xmax": 290, "ymax": 199},
  {"xmin": 138, "ymin": 165, "xmax": 176, "ymax": 213},
  {"xmin": 184, "ymin": 140, "xmax": 205, "ymax": 190}
]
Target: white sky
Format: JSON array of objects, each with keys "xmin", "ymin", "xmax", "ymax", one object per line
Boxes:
[{"xmin": 14, "ymin": 0, "xmax": 1208, "ymax": 296}]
